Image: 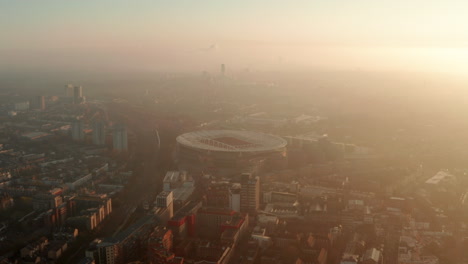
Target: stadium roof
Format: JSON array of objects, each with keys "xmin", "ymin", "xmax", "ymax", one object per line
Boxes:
[{"xmin": 176, "ymin": 130, "xmax": 287, "ymax": 152}]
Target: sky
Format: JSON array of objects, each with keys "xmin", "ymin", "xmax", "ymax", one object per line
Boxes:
[{"xmin": 1, "ymin": 0, "xmax": 468, "ymax": 74}]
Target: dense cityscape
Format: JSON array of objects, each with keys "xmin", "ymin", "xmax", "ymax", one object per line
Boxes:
[
  {"xmin": 2, "ymin": 1, "xmax": 468, "ymax": 264},
  {"xmin": 0, "ymin": 69, "xmax": 467, "ymax": 264}
]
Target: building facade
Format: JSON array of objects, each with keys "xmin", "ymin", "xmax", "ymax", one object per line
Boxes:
[
  {"xmin": 240, "ymin": 173, "xmax": 260, "ymax": 214},
  {"xmin": 93, "ymin": 121, "xmax": 107, "ymax": 146},
  {"xmin": 112, "ymin": 125, "xmax": 128, "ymax": 151}
]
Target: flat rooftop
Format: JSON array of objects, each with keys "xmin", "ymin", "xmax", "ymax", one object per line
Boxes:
[{"xmin": 164, "ymin": 171, "xmax": 180, "ymax": 182}]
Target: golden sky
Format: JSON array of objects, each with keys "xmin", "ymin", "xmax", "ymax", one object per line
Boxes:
[{"xmin": 1, "ymin": 1, "xmax": 467, "ymax": 74}]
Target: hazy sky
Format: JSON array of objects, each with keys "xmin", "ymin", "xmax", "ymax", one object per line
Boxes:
[{"xmin": 1, "ymin": 0, "xmax": 468, "ymax": 74}]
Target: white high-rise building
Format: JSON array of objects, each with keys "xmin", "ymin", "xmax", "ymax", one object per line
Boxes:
[
  {"xmin": 71, "ymin": 120, "xmax": 84, "ymax": 141},
  {"xmin": 112, "ymin": 125, "xmax": 128, "ymax": 151},
  {"xmin": 92, "ymin": 121, "xmax": 106, "ymax": 146}
]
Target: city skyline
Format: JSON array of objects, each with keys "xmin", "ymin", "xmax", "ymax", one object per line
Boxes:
[
  {"xmin": 1, "ymin": 2, "xmax": 468, "ymax": 264},
  {"xmin": 1, "ymin": 1, "xmax": 468, "ymax": 75}
]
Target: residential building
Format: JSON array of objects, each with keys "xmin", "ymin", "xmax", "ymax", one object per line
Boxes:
[
  {"xmin": 113, "ymin": 125, "xmax": 128, "ymax": 151},
  {"xmin": 240, "ymin": 173, "xmax": 260, "ymax": 214},
  {"xmin": 93, "ymin": 121, "xmax": 107, "ymax": 146},
  {"xmin": 72, "ymin": 119, "xmax": 85, "ymax": 141}
]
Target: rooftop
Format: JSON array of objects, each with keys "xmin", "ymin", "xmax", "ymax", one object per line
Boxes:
[
  {"xmin": 425, "ymin": 171, "xmax": 456, "ymax": 185},
  {"xmin": 163, "ymin": 171, "xmax": 187, "ymax": 183},
  {"xmin": 157, "ymin": 191, "xmax": 173, "ymax": 198},
  {"xmin": 177, "ymin": 130, "xmax": 287, "ymax": 152}
]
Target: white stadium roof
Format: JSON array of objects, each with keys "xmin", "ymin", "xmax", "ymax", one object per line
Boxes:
[{"xmin": 176, "ymin": 130, "xmax": 287, "ymax": 152}]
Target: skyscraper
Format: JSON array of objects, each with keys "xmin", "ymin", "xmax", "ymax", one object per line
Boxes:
[
  {"xmin": 73, "ymin": 86, "xmax": 83, "ymax": 104},
  {"xmin": 30, "ymin": 95, "xmax": 45, "ymax": 110},
  {"xmin": 92, "ymin": 121, "xmax": 106, "ymax": 146},
  {"xmin": 71, "ymin": 120, "xmax": 84, "ymax": 141},
  {"xmin": 112, "ymin": 125, "xmax": 128, "ymax": 151},
  {"xmin": 240, "ymin": 173, "xmax": 260, "ymax": 214},
  {"xmin": 33, "ymin": 95, "xmax": 46, "ymax": 110},
  {"xmin": 65, "ymin": 84, "xmax": 74, "ymax": 97}
]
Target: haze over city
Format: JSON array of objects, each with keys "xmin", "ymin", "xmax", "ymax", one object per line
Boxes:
[
  {"xmin": 1, "ymin": 1, "xmax": 468, "ymax": 264},
  {"xmin": 2, "ymin": 1, "xmax": 468, "ymax": 75}
]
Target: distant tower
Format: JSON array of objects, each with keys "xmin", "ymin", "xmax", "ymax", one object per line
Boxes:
[
  {"xmin": 112, "ymin": 124, "xmax": 128, "ymax": 151},
  {"xmin": 65, "ymin": 84, "xmax": 74, "ymax": 97},
  {"xmin": 33, "ymin": 96, "xmax": 46, "ymax": 110},
  {"xmin": 73, "ymin": 86, "xmax": 83, "ymax": 104},
  {"xmin": 92, "ymin": 121, "xmax": 106, "ymax": 146},
  {"xmin": 240, "ymin": 173, "xmax": 260, "ymax": 213},
  {"xmin": 71, "ymin": 119, "xmax": 84, "ymax": 141},
  {"xmin": 38, "ymin": 96, "xmax": 45, "ymax": 110},
  {"xmin": 221, "ymin": 64, "xmax": 225, "ymax": 76}
]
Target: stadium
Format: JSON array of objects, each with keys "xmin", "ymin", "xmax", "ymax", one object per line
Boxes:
[{"xmin": 176, "ymin": 130, "xmax": 287, "ymax": 176}]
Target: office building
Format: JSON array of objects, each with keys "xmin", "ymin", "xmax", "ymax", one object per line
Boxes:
[
  {"xmin": 14, "ymin": 101, "xmax": 30, "ymax": 111},
  {"xmin": 206, "ymin": 181, "xmax": 231, "ymax": 209},
  {"xmin": 96, "ymin": 241, "xmax": 120, "ymax": 264},
  {"xmin": 240, "ymin": 173, "xmax": 260, "ymax": 214},
  {"xmin": 65, "ymin": 84, "xmax": 74, "ymax": 97},
  {"xmin": 93, "ymin": 121, "xmax": 106, "ymax": 146},
  {"xmin": 32, "ymin": 95, "xmax": 46, "ymax": 110},
  {"xmin": 112, "ymin": 125, "xmax": 128, "ymax": 151},
  {"xmin": 196, "ymin": 207, "xmax": 237, "ymax": 239},
  {"xmin": 74, "ymin": 86, "xmax": 83, "ymax": 104},
  {"xmin": 72, "ymin": 120, "xmax": 85, "ymax": 141},
  {"xmin": 155, "ymin": 191, "xmax": 174, "ymax": 223},
  {"xmin": 156, "ymin": 191, "xmax": 174, "ymax": 208}
]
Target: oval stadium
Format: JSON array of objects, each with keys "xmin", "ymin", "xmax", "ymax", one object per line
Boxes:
[{"xmin": 176, "ymin": 130, "xmax": 287, "ymax": 176}]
